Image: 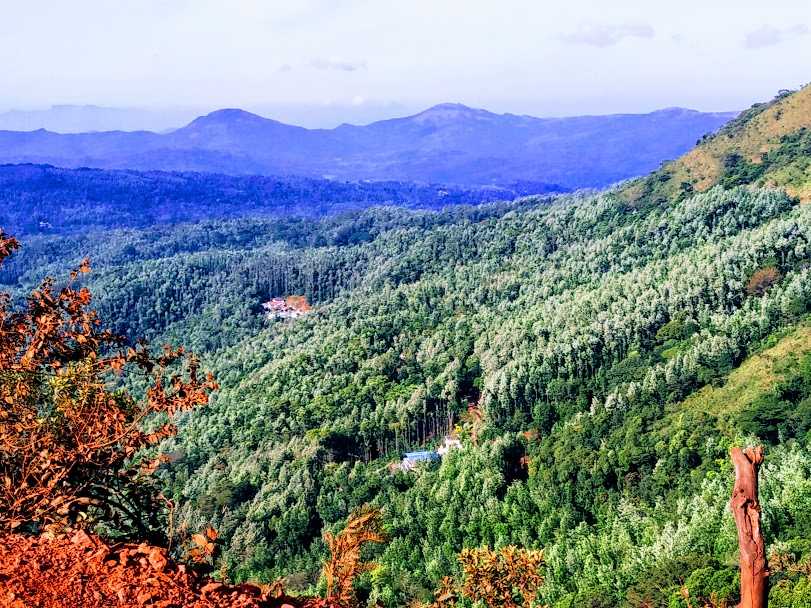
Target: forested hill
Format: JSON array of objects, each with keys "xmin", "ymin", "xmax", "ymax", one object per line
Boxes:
[
  {"xmin": 0, "ymin": 104, "xmax": 736, "ymax": 189},
  {"xmin": 0, "ymin": 164, "xmax": 559, "ymax": 236},
  {"xmin": 2, "ymin": 86, "xmax": 811, "ymax": 607}
]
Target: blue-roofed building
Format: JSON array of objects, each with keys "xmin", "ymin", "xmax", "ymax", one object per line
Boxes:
[{"xmin": 400, "ymin": 450, "xmax": 440, "ymax": 471}]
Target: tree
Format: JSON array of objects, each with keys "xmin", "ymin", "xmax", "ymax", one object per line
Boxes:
[
  {"xmin": 730, "ymin": 446, "xmax": 768, "ymax": 608},
  {"xmin": 0, "ymin": 229, "xmax": 217, "ymax": 538},
  {"xmin": 323, "ymin": 506, "xmax": 386, "ymax": 605}
]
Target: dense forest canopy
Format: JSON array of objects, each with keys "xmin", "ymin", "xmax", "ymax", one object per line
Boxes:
[
  {"xmin": 0, "ymin": 163, "xmax": 558, "ymax": 237},
  {"xmin": 2, "ymin": 86, "xmax": 811, "ymax": 607}
]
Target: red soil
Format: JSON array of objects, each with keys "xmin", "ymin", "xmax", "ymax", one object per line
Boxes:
[{"xmin": 0, "ymin": 530, "xmax": 308, "ymax": 608}]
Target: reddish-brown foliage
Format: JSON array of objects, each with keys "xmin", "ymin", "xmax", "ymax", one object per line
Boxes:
[
  {"xmin": 322, "ymin": 507, "xmax": 386, "ymax": 604},
  {"xmin": 0, "ymin": 232, "xmax": 18, "ymax": 260},
  {"xmin": 188, "ymin": 526, "xmax": 220, "ymax": 564},
  {"xmin": 0, "ymin": 228, "xmax": 217, "ymax": 533},
  {"xmin": 421, "ymin": 577, "xmax": 458, "ymax": 608},
  {"xmin": 0, "ymin": 527, "xmax": 329, "ymax": 608},
  {"xmin": 458, "ymin": 546, "xmax": 544, "ymax": 608},
  {"xmin": 420, "ymin": 547, "xmax": 544, "ymax": 608},
  {"xmin": 460, "ymin": 404, "xmax": 484, "ymax": 446},
  {"xmin": 680, "ymin": 586, "xmax": 730, "ymax": 608},
  {"xmin": 746, "ymin": 267, "xmax": 781, "ymax": 297}
]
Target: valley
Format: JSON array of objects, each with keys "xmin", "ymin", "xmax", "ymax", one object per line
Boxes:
[{"xmin": 2, "ymin": 85, "xmax": 811, "ymax": 607}]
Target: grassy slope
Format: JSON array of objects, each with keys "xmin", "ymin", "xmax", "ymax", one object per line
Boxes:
[
  {"xmin": 623, "ymin": 84, "xmax": 811, "ymax": 203},
  {"xmin": 674, "ymin": 319, "xmax": 811, "ymax": 431}
]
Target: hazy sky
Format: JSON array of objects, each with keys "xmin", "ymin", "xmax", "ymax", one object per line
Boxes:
[{"xmin": 2, "ymin": 0, "xmax": 810, "ymax": 125}]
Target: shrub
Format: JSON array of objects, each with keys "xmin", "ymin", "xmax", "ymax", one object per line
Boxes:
[
  {"xmin": 0, "ymin": 229, "xmax": 217, "ymax": 538},
  {"xmin": 323, "ymin": 506, "xmax": 386, "ymax": 605},
  {"xmin": 746, "ymin": 266, "xmax": 782, "ymax": 296},
  {"xmin": 458, "ymin": 546, "xmax": 544, "ymax": 608}
]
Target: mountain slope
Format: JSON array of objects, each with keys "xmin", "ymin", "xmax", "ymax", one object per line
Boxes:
[
  {"xmin": 623, "ymin": 84, "xmax": 811, "ymax": 203},
  {"xmin": 8, "ymin": 181, "xmax": 811, "ymax": 607},
  {"xmin": 0, "ymin": 104, "xmax": 736, "ymax": 188},
  {"xmin": 675, "ymin": 320, "xmax": 811, "ymax": 431}
]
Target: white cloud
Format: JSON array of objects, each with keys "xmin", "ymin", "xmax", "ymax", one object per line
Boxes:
[
  {"xmin": 310, "ymin": 57, "xmax": 367, "ymax": 72},
  {"xmin": 744, "ymin": 25, "xmax": 809, "ymax": 49},
  {"xmin": 2, "ymin": 0, "xmax": 809, "ymax": 120},
  {"xmin": 561, "ymin": 22, "xmax": 655, "ymax": 47}
]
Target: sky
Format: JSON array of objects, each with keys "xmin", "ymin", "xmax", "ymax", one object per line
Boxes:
[{"xmin": 1, "ymin": 0, "xmax": 810, "ymax": 127}]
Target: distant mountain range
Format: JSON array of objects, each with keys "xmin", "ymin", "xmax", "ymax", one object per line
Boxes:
[
  {"xmin": 0, "ymin": 103, "xmax": 419, "ymax": 133},
  {"xmin": 0, "ymin": 104, "xmax": 737, "ymax": 188},
  {"xmin": 0, "ymin": 105, "xmax": 199, "ymax": 134}
]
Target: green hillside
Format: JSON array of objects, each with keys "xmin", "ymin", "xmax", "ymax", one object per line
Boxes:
[
  {"xmin": 678, "ymin": 322, "xmax": 811, "ymax": 420},
  {"xmin": 4, "ymin": 87, "xmax": 811, "ymax": 607}
]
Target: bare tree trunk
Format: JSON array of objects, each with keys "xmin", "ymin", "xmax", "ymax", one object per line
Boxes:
[{"xmin": 730, "ymin": 446, "xmax": 768, "ymax": 608}]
